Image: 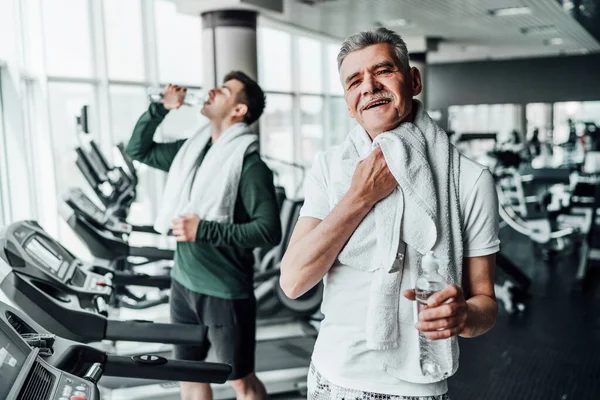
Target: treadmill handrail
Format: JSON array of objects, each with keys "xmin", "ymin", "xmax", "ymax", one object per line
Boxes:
[
  {"xmin": 129, "ymin": 246, "xmax": 174, "ymax": 260},
  {"xmin": 109, "ymin": 271, "xmax": 171, "ymax": 289},
  {"xmin": 130, "ymin": 224, "xmax": 159, "ymax": 234},
  {"xmin": 104, "ymin": 354, "xmax": 231, "ymax": 384},
  {"xmin": 116, "ymin": 142, "xmax": 138, "ymax": 185},
  {"xmin": 105, "ymin": 320, "xmax": 205, "ymax": 344}
]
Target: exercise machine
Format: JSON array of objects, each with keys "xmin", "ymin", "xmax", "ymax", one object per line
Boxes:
[
  {"xmin": 0, "ymin": 299, "xmax": 231, "ymax": 400},
  {"xmin": 0, "ymin": 220, "xmax": 317, "ymax": 399}
]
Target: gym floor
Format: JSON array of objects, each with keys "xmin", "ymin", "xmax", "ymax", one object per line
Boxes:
[{"xmin": 448, "ymin": 226, "xmax": 600, "ymax": 400}]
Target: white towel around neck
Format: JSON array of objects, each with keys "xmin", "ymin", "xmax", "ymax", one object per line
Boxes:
[
  {"xmin": 154, "ymin": 122, "xmax": 258, "ymax": 234},
  {"xmin": 326, "ymin": 101, "xmax": 463, "ymax": 378}
]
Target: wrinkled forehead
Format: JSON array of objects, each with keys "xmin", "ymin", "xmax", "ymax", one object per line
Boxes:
[{"xmin": 339, "ymin": 43, "xmax": 399, "ymax": 82}]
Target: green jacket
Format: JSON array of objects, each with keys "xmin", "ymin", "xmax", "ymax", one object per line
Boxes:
[{"xmin": 126, "ymin": 103, "xmax": 282, "ymax": 299}]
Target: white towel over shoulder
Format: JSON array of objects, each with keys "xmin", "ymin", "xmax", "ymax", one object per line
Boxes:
[
  {"xmin": 154, "ymin": 123, "xmax": 258, "ymax": 234},
  {"xmin": 325, "ymin": 100, "xmax": 464, "ymax": 382}
]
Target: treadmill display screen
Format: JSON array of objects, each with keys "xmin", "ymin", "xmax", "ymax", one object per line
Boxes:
[
  {"xmin": 26, "ymin": 238, "xmax": 62, "ymax": 273},
  {"xmin": 78, "ymin": 193, "xmax": 103, "ymax": 219},
  {"xmin": 0, "ymin": 329, "xmax": 27, "ymax": 399}
]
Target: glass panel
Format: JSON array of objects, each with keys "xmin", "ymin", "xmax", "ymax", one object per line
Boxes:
[
  {"xmin": 0, "ymin": 0, "xmax": 19, "ymax": 66},
  {"xmin": 0, "ymin": 70, "xmax": 7, "ymax": 224},
  {"xmin": 103, "ymin": 0, "xmax": 145, "ymax": 81},
  {"xmin": 108, "ymin": 85, "xmax": 148, "ymax": 144},
  {"xmin": 448, "ymin": 104, "xmax": 522, "ymax": 162},
  {"xmin": 23, "ymin": 81, "xmax": 58, "ymax": 235},
  {"xmin": 553, "ymin": 101, "xmax": 600, "ymax": 144},
  {"xmin": 298, "ymin": 36, "xmax": 322, "ymax": 94},
  {"xmin": 108, "ymin": 84, "xmax": 154, "ymax": 226},
  {"xmin": 260, "ymin": 93, "xmax": 295, "ymax": 196},
  {"xmin": 42, "ymin": 0, "xmax": 94, "ymax": 77},
  {"xmin": 258, "ymin": 27, "xmax": 292, "ymax": 92},
  {"xmin": 0, "ymin": 73, "xmax": 34, "ymax": 222},
  {"xmin": 300, "ymin": 95, "xmax": 324, "ymax": 165},
  {"xmin": 328, "ymin": 96, "xmax": 349, "ymax": 147},
  {"xmin": 48, "ymin": 82, "xmax": 97, "ymax": 260},
  {"xmin": 526, "ymin": 103, "xmax": 552, "ymax": 141},
  {"xmin": 154, "ymin": 0, "xmax": 202, "ymax": 86},
  {"xmin": 21, "ymin": 0, "xmax": 45, "ymax": 74},
  {"xmin": 449, "ymin": 104, "xmax": 521, "ymax": 141},
  {"xmin": 327, "ymin": 43, "xmax": 343, "ymax": 95}
]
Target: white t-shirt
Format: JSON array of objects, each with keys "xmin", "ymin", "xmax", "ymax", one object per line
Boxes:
[{"xmin": 299, "ymin": 151, "xmax": 500, "ymax": 397}]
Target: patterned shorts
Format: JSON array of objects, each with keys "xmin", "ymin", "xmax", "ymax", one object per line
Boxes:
[{"xmin": 307, "ymin": 363, "xmax": 451, "ymax": 400}]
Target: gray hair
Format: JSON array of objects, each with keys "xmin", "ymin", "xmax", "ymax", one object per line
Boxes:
[{"xmin": 337, "ymin": 27, "xmax": 410, "ymax": 73}]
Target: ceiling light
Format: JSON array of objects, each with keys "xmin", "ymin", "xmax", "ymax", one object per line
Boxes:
[
  {"xmin": 544, "ymin": 37, "xmax": 564, "ymax": 45},
  {"xmin": 520, "ymin": 25, "xmax": 557, "ymax": 35},
  {"xmin": 383, "ymin": 18, "xmax": 415, "ymax": 27},
  {"xmin": 488, "ymin": 6, "xmax": 532, "ymax": 16},
  {"xmin": 461, "ymin": 45, "xmax": 487, "ymax": 52}
]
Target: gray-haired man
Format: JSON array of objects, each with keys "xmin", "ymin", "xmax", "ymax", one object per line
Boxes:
[{"xmin": 280, "ymin": 28, "xmax": 500, "ymax": 399}]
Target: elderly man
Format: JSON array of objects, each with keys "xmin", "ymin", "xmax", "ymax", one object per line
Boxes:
[{"xmin": 280, "ymin": 28, "xmax": 499, "ymax": 399}]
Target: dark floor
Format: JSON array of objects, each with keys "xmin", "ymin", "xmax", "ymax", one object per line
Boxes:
[{"xmin": 448, "ymin": 227, "xmax": 600, "ymax": 400}]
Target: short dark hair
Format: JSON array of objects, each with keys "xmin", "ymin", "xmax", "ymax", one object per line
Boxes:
[{"xmin": 223, "ymin": 71, "xmax": 266, "ymax": 125}]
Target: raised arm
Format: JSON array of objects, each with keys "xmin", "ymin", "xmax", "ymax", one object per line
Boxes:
[{"xmin": 125, "ymin": 84, "xmax": 188, "ymax": 172}]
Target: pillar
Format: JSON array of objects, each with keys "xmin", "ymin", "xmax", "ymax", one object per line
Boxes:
[{"xmin": 201, "ymin": 10, "xmax": 258, "ymax": 89}]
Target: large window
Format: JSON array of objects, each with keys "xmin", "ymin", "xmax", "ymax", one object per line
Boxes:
[
  {"xmin": 553, "ymin": 101, "xmax": 600, "ymax": 144},
  {"xmin": 327, "ymin": 44, "xmax": 343, "ymax": 95},
  {"xmin": 298, "ymin": 37, "xmax": 323, "ymax": 94},
  {"xmin": 258, "ymin": 27, "xmax": 293, "ymax": 92},
  {"xmin": 42, "ymin": 0, "xmax": 94, "ymax": 77},
  {"xmin": 104, "ymin": 0, "xmax": 145, "ymax": 81},
  {"xmin": 258, "ymin": 26, "xmax": 344, "ymax": 197},
  {"xmin": 108, "ymin": 85, "xmax": 148, "ymax": 144},
  {"xmin": 261, "ymin": 94, "xmax": 295, "ymax": 196},
  {"xmin": 448, "ymin": 104, "xmax": 523, "ymax": 142},
  {"xmin": 0, "ymin": 0, "xmax": 19, "ymax": 67},
  {"xmin": 0, "ymin": 72, "xmax": 37, "ymax": 223},
  {"xmin": 154, "ymin": 0, "xmax": 203, "ymax": 86},
  {"xmin": 0, "ymin": 0, "xmax": 210, "ymax": 253},
  {"xmin": 328, "ymin": 97, "xmax": 351, "ymax": 147},
  {"xmin": 299, "ymin": 96, "xmax": 324, "ymax": 165},
  {"xmin": 0, "ymin": 71, "xmax": 8, "ymax": 225}
]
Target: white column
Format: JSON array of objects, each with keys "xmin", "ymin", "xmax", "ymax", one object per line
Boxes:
[{"xmin": 201, "ymin": 10, "xmax": 258, "ymax": 88}]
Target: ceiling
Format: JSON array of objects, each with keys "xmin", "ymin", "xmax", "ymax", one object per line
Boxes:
[{"xmin": 259, "ymin": 0, "xmax": 600, "ymax": 63}]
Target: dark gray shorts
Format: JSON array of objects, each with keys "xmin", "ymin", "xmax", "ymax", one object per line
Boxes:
[{"xmin": 169, "ymin": 279, "xmax": 256, "ymax": 380}]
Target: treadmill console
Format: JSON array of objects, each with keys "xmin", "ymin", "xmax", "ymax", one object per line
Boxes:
[
  {"xmin": 65, "ymin": 188, "xmax": 132, "ymax": 235},
  {"xmin": 1, "ymin": 315, "xmax": 98, "ymax": 400},
  {"xmin": 0, "ymin": 324, "xmax": 28, "ymax": 400},
  {"xmin": 4, "ymin": 222, "xmax": 111, "ymax": 297},
  {"xmin": 24, "ymin": 236, "xmax": 71, "ymax": 280}
]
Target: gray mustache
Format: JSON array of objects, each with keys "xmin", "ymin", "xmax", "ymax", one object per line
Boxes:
[{"xmin": 359, "ymin": 92, "xmax": 395, "ymax": 111}]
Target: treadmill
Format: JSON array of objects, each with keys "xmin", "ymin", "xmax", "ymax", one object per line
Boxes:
[
  {"xmin": 0, "ymin": 300, "xmax": 231, "ymax": 400},
  {"xmin": 0, "ymin": 220, "xmax": 316, "ymax": 399},
  {"xmin": 74, "ymin": 106, "xmax": 137, "ymax": 221},
  {"xmin": 61, "ymin": 187, "xmax": 174, "ymax": 267},
  {"xmin": 0, "ymin": 220, "xmax": 206, "ymax": 346}
]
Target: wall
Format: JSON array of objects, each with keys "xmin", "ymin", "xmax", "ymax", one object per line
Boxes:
[{"xmin": 427, "ymin": 53, "xmax": 600, "ymax": 129}]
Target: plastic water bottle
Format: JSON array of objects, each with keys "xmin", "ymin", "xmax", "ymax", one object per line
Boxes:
[
  {"xmin": 147, "ymin": 87, "xmax": 208, "ymax": 107},
  {"xmin": 415, "ymin": 251, "xmax": 452, "ymax": 380}
]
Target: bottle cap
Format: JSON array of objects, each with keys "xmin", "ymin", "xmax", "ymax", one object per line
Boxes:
[{"xmin": 422, "ymin": 251, "xmax": 438, "ymax": 271}]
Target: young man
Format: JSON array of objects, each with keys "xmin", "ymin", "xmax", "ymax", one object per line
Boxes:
[
  {"xmin": 281, "ymin": 28, "xmax": 500, "ymax": 399},
  {"xmin": 127, "ymin": 71, "xmax": 282, "ymax": 400}
]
